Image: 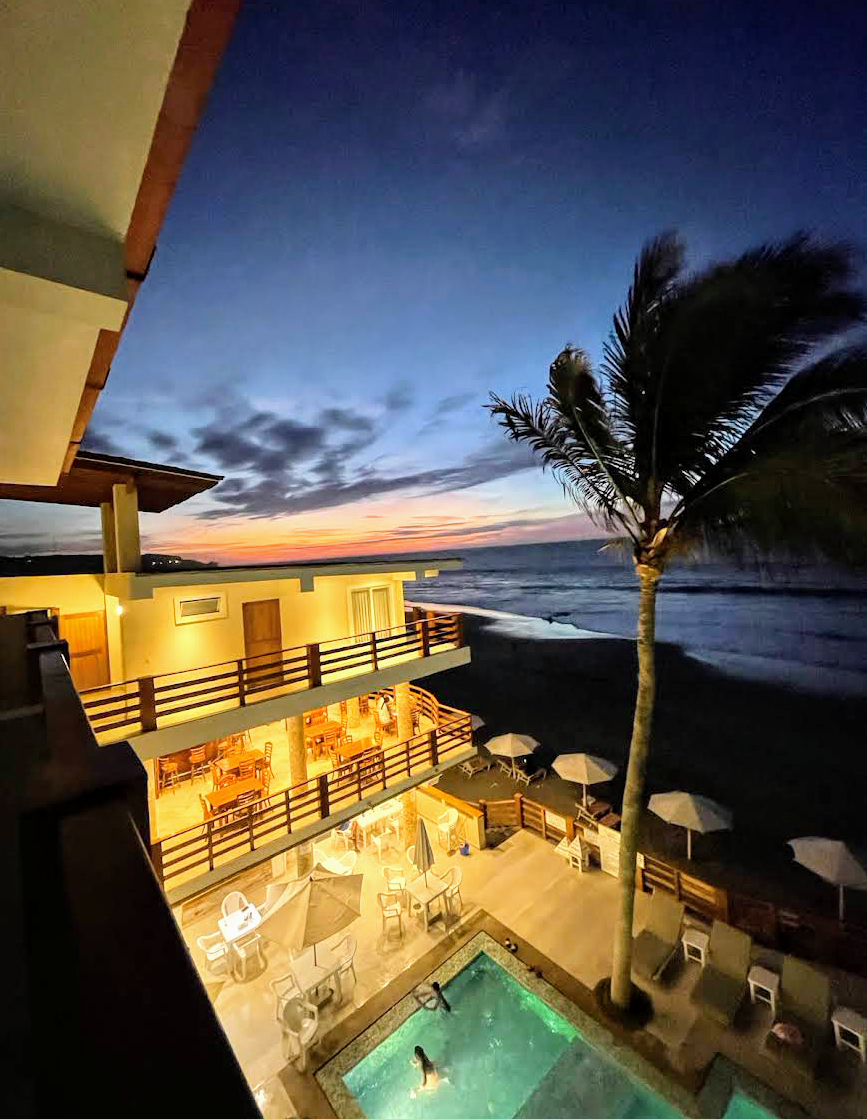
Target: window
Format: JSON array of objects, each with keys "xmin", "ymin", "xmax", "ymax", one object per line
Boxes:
[
  {"xmin": 349, "ymin": 585, "xmax": 393, "ymax": 637},
  {"xmin": 173, "ymin": 593, "xmax": 227, "ymax": 626}
]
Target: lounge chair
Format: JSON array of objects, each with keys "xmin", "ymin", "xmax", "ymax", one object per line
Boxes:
[
  {"xmin": 631, "ymin": 892, "xmax": 685, "ymax": 982},
  {"xmin": 763, "ymin": 956, "xmax": 831, "ymax": 1081},
  {"xmin": 515, "ymin": 766, "xmax": 547, "ymax": 787},
  {"xmin": 691, "ymin": 920, "xmax": 752, "ymax": 1026},
  {"xmin": 459, "ymin": 755, "xmax": 493, "ymax": 778}
]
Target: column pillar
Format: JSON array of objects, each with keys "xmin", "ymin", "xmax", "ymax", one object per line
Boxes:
[
  {"xmin": 346, "ymin": 695, "xmax": 361, "ymax": 728},
  {"xmin": 400, "ymin": 789, "xmax": 418, "ymax": 851},
  {"xmin": 395, "ymin": 681, "xmax": 412, "ymax": 741},
  {"xmin": 100, "ymin": 501, "xmax": 118, "ymax": 573},
  {"xmin": 112, "ymin": 482, "xmax": 141, "ymax": 573},
  {"xmin": 285, "ymin": 715, "xmax": 313, "ymax": 875}
]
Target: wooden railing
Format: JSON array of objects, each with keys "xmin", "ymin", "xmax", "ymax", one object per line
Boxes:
[
  {"xmin": 151, "ymin": 698, "xmax": 472, "ymax": 894},
  {"xmin": 80, "ymin": 609, "xmax": 464, "ymax": 739}
]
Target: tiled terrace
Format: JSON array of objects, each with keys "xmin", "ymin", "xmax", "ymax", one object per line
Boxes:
[{"xmin": 176, "ymin": 828, "xmax": 867, "ymax": 1119}]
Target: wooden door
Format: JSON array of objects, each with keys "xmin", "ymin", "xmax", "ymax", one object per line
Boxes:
[
  {"xmin": 59, "ymin": 610, "xmax": 109, "ymax": 690},
  {"xmin": 242, "ymin": 599, "xmax": 283, "ymax": 684}
]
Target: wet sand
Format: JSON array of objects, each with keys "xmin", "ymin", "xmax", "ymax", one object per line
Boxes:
[{"xmin": 434, "ymin": 615, "xmax": 867, "ymax": 924}]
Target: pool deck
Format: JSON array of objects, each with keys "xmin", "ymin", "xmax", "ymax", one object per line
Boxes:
[{"xmin": 178, "ymin": 829, "xmax": 867, "ymax": 1119}]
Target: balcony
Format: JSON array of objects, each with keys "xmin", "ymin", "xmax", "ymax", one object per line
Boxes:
[
  {"xmin": 80, "ymin": 608, "xmax": 466, "ymax": 746},
  {"xmin": 151, "ymin": 687, "xmax": 474, "ymax": 901}
]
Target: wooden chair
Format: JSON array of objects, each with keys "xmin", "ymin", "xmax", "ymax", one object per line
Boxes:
[
  {"xmin": 199, "ymin": 793, "xmax": 213, "ymax": 822},
  {"xmin": 262, "ymin": 741, "xmax": 274, "ymax": 776},
  {"xmin": 216, "ymin": 774, "xmax": 237, "ymax": 790},
  {"xmin": 158, "ymin": 756, "xmax": 181, "ymax": 792},
  {"xmin": 238, "ymin": 759, "xmax": 256, "ymax": 779},
  {"xmin": 188, "ymin": 745, "xmax": 208, "ymax": 782},
  {"xmin": 234, "ymin": 789, "xmax": 259, "ymax": 820},
  {"xmin": 358, "ymin": 693, "xmax": 370, "ymax": 715}
]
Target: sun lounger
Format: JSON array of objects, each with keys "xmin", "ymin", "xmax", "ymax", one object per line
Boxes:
[
  {"xmin": 515, "ymin": 767, "xmax": 546, "ymax": 787},
  {"xmin": 631, "ymin": 892, "xmax": 685, "ymax": 982},
  {"xmin": 459, "ymin": 755, "xmax": 493, "ymax": 778},
  {"xmin": 763, "ymin": 956, "xmax": 831, "ymax": 1081},
  {"xmin": 691, "ymin": 920, "xmax": 752, "ymax": 1026},
  {"xmin": 497, "ymin": 759, "xmax": 515, "ymax": 778}
]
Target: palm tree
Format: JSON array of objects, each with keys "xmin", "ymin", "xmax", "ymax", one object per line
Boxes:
[{"xmin": 490, "ymin": 232, "xmax": 867, "ymax": 1011}]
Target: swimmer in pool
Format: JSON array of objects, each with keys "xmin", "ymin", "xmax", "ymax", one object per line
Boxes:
[
  {"xmin": 410, "ymin": 1046, "xmax": 449, "ymax": 1095},
  {"xmin": 412, "ymin": 980, "xmax": 451, "ymax": 1014}
]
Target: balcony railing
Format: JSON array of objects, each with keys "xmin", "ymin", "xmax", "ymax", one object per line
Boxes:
[
  {"xmin": 151, "ymin": 691, "xmax": 473, "ymax": 896},
  {"xmin": 80, "ymin": 609, "xmax": 464, "ymax": 740}
]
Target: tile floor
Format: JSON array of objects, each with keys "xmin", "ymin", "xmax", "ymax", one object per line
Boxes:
[{"xmin": 177, "ymin": 829, "xmax": 867, "ymax": 1119}]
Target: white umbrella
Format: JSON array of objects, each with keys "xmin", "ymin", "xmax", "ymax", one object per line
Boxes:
[
  {"xmin": 414, "ymin": 817, "xmax": 435, "ymax": 885},
  {"xmin": 261, "ymin": 870, "xmax": 362, "ymax": 964},
  {"xmin": 486, "ymin": 732, "xmax": 540, "ymax": 779},
  {"xmin": 553, "ymin": 753, "xmax": 618, "ymax": 806},
  {"xmin": 648, "ymin": 791, "xmax": 732, "ymax": 860},
  {"xmin": 788, "ymin": 837, "xmax": 867, "ymax": 922}
]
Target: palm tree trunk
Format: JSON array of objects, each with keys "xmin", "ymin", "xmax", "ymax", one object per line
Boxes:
[{"xmin": 610, "ymin": 570, "xmax": 659, "ymax": 1009}]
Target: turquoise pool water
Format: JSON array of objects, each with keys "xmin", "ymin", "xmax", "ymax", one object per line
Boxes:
[
  {"xmin": 721, "ymin": 1095, "xmax": 777, "ymax": 1119},
  {"xmin": 343, "ymin": 952, "xmax": 684, "ymax": 1118}
]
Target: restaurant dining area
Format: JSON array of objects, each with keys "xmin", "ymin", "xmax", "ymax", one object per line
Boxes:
[{"xmin": 150, "ymin": 684, "xmax": 456, "ymax": 844}]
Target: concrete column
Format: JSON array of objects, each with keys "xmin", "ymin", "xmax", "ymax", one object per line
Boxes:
[
  {"xmin": 346, "ymin": 695, "xmax": 361, "ymax": 728},
  {"xmin": 285, "ymin": 715, "xmax": 313, "ymax": 875},
  {"xmin": 112, "ymin": 482, "xmax": 141, "ymax": 573},
  {"xmin": 100, "ymin": 501, "xmax": 118, "ymax": 573},
  {"xmin": 395, "ymin": 681, "xmax": 412, "ymax": 741},
  {"xmin": 400, "ymin": 789, "xmax": 418, "ymax": 851}
]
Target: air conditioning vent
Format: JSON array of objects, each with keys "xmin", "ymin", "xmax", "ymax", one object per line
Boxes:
[{"xmin": 174, "ymin": 593, "xmax": 227, "ymax": 625}]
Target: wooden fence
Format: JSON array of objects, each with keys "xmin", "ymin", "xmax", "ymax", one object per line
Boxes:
[
  {"xmin": 151, "ymin": 698, "xmax": 472, "ymax": 894},
  {"xmin": 80, "ymin": 609, "xmax": 463, "ymax": 740},
  {"xmin": 476, "ymin": 796, "xmax": 867, "ymax": 977}
]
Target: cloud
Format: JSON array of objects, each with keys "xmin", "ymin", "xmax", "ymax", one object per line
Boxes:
[
  {"xmin": 426, "ymin": 72, "xmax": 509, "ymax": 151},
  {"xmin": 147, "ymin": 430, "xmax": 180, "ymax": 454},
  {"xmin": 81, "ymin": 424, "xmax": 122, "ymax": 456},
  {"xmin": 199, "ymin": 438, "xmax": 536, "ymax": 519}
]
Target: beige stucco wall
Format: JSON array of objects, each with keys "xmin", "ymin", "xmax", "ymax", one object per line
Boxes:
[
  {"xmin": 0, "ymin": 573, "xmax": 106, "ymax": 615},
  {"xmin": 118, "ymin": 573, "xmax": 408, "ymax": 681}
]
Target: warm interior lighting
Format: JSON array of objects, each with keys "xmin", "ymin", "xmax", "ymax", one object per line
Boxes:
[{"xmin": 116, "ymin": 604, "xmax": 124, "ymax": 617}]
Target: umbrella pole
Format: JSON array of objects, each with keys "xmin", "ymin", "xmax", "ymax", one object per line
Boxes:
[
  {"xmin": 314, "ymin": 941, "xmax": 318, "ymax": 966},
  {"xmin": 687, "ymin": 829, "xmax": 692, "ymax": 861},
  {"xmin": 839, "ymin": 885, "xmax": 845, "ymax": 923},
  {"xmin": 583, "ymin": 784, "xmax": 588, "ymax": 807}
]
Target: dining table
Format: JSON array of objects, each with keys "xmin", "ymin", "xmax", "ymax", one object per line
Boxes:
[
  {"xmin": 407, "ymin": 872, "xmax": 448, "ymax": 932},
  {"xmin": 305, "ymin": 720, "xmax": 342, "ymax": 757},
  {"xmin": 214, "ymin": 748, "xmax": 264, "ymax": 775},
  {"xmin": 291, "ymin": 943, "xmax": 343, "ymax": 1006},
  {"xmin": 205, "ymin": 776, "xmax": 263, "ymax": 813},
  {"xmin": 331, "ymin": 736, "xmax": 373, "ymax": 761},
  {"xmin": 356, "ymin": 801, "xmax": 400, "ymax": 848}
]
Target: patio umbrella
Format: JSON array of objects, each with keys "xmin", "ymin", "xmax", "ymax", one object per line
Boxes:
[
  {"xmin": 788, "ymin": 837, "xmax": 867, "ymax": 922},
  {"xmin": 414, "ymin": 817, "xmax": 435, "ymax": 885},
  {"xmin": 261, "ymin": 870, "xmax": 362, "ymax": 964},
  {"xmin": 471, "ymin": 715, "xmax": 486, "ymax": 731},
  {"xmin": 486, "ymin": 732, "xmax": 540, "ymax": 778},
  {"xmin": 553, "ymin": 753, "xmax": 618, "ymax": 806},
  {"xmin": 648, "ymin": 791, "xmax": 732, "ymax": 860}
]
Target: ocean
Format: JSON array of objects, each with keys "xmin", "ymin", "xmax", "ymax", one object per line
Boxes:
[{"xmin": 411, "ymin": 539, "xmax": 867, "ymax": 697}]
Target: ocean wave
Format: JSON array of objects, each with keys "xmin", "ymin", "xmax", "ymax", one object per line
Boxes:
[
  {"xmin": 406, "ymin": 600, "xmax": 621, "ymax": 642},
  {"xmin": 685, "ymin": 648, "xmax": 867, "ymax": 696}
]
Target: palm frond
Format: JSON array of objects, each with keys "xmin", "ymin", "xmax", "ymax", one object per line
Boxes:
[
  {"xmin": 645, "ymin": 235, "xmax": 866, "ymax": 496},
  {"xmin": 488, "ymin": 391, "xmax": 627, "ymax": 531},
  {"xmin": 601, "ymin": 231, "xmax": 685, "ymax": 467}
]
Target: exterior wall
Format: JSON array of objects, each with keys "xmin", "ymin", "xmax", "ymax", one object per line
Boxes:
[
  {"xmin": 0, "ymin": 573, "xmax": 106, "ymax": 615},
  {"xmin": 117, "ymin": 572, "xmax": 407, "ymax": 682}
]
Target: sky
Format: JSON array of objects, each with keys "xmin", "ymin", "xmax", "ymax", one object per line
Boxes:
[{"xmin": 4, "ymin": 0, "xmax": 867, "ymax": 563}]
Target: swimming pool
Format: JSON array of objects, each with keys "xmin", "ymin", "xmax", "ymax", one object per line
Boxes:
[
  {"xmin": 318, "ymin": 933, "xmax": 787, "ymax": 1119},
  {"xmin": 338, "ymin": 950, "xmax": 682, "ymax": 1118}
]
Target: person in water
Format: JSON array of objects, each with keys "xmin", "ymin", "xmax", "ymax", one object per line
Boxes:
[
  {"xmin": 412, "ymin": 980, "xmax": 451, "ymax": 1014},
  {"xmin": 411, "ymin": 1046, "xmax": 441, "ymax": 1092}
]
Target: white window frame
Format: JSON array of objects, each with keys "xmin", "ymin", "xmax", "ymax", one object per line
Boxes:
[
  {"xmin": 347, "ymin": 583, "xmax": 395, "ymax": 637},
  {"xmin": 173, "ymin": 592, "xmax": 228, "ymax": 626}
]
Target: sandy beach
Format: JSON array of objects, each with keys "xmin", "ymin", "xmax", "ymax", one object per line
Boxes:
[{"xmin": 434, "ymin": 613, "xmax": 867, "ymax": 925}]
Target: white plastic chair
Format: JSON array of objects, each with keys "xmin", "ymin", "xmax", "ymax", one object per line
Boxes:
[
  {"xmin": 196, "ymin": 931, "xmax": 230, "ymax": 976},
  {"xmin": 331, "ymin": 934, "xmax": 358, "ymax": 996},
  {"xmin": 443, "ymin": 865, "xmax": 463, "ymax": 915},
  {"xmin": 221, "ymin": 890, "xmax": 248, "ymax": 917},
  {"xmin": 278, "ymin": 997, "xmax": 319, "ymax": 1070},
  {"xmin": 437, "ymin": 807, "xmax": 459, "ymax": 850},
  {"xmin": 332, "ymin": 824, "xmax": 354, "ymax": 852},
  {"xmin": 258, "ymin": 883, "xmax": 284, "ymax": 921},
  {"xmin": 378, "ymin": 892, "xmax": 403, "ymax": 939},
  {"xmin": 382, "ymin": 864, "xmax": 407, "ymax": 909},
  {"xmin": 337, "ymin": 850, "xmax": 358, "ymax": 875},
  {"xmin": 269, "ymin": 971, "xmax": 301, "ymax": 1017},
  {"xmin": 232, "ymin": 930, "xmax": 264, "ymax": 980},
  {"xmin": 371, "ymin": 826, "xmax": 394, "ymax": 862}
]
